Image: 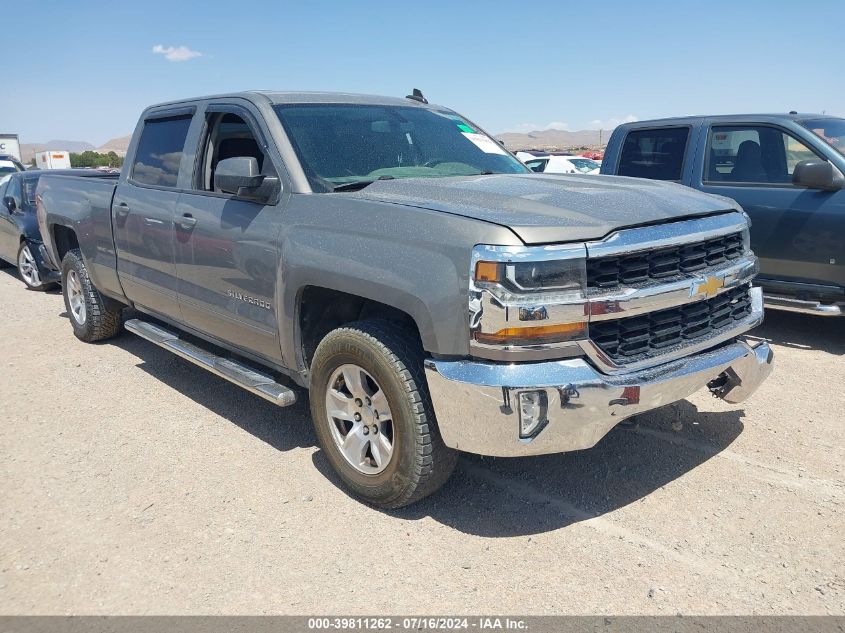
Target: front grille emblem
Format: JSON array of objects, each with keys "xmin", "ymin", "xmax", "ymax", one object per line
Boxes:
[{"xmin": 692, "ymin": 275, "xmax": 725, "ymax": 299}]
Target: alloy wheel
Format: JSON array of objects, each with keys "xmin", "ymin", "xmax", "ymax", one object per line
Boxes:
[
  {"xmin": 66, "ymin": 269, "xmax": 87, "ymax": 325},
  {"xmin": 18, "ymin": 244, "xmax": 41, "ymax": 287},
  {"xmin": 325, "ymin": 364, "xmax": 395, "ymax": 475}
]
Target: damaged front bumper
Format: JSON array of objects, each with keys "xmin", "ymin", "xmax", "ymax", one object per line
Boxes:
[{"xmin": 424, "ymin": 338, "xmax": 773, "ymax": 457}]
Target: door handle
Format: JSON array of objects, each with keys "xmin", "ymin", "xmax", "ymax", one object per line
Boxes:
[
  {"xmin": 175, "ymin": 214, "xmax": 197, "ymax": 230},
  {"xmin": 115, "ymin": 203, "xmax": 130, "ymax": 218}
]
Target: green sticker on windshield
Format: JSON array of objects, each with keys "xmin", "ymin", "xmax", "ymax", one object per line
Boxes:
[{"xmin": 457, "ymin": 123, "xmax": 475, "ymax": 134}]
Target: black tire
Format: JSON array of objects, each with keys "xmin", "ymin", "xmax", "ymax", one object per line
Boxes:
[
  {"xmin": 61, "ymin": 248, "xmax": 123, "ymax": 342},
  {"xmin": 17, "ymin": 241, "xmax": 57, "ymax": 291},
  {"xmin": 309, "ymin": 320, "xmax": 458, "ymax": 508}
]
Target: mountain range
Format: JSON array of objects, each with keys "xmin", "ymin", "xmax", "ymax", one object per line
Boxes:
[
  {"xmin": 493, "ymin": 128, "xmax": 611, "ymax": 152},
  {"xmin": 20, "ymin": 140, "xmax": 94, "ymax": 162},
  {"xmin": 21, "ymin": 135, "xmax": 132, "ymax": 162}
]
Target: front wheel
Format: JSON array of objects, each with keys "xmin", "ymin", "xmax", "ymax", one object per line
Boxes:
[
  {"xmin": 61, "ymin": 248, "xmax": 123, "ymax": 342},
  {"xmin": 309, "ymin": 320, "xmax": 457, "ymax": 508},
  {"xmin": 17, "ymin": 241, "xmax": 56, "ymax": 291}
]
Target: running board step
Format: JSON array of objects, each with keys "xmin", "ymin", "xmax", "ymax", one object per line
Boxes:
[{"xmin": 124, "ymin": 319, "xmax": 296, "ymax": 407}]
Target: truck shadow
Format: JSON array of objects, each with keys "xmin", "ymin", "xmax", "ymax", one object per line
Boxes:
[
  {"xmin": 746, "ymin": 309, "xmax": 844, "ymax": 355},
  {"xmin": 315, "ymin": 401, "xmax": 745, "ymax": 537},
  {"xmin": 112, "ymin": 334, "xmax": 316, "ymax": 453},
  {"xmin": 113, "ymin": 330, "xmax": 744, "ymax": 537}
]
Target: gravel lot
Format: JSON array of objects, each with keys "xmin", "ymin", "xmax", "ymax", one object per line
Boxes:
[{"xmin": 0, "ymin": 266, "xmax": 842, "ymax": 615}]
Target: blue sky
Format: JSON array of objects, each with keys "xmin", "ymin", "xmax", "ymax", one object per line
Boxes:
[{"xmin": 3, "ymin": 0, "xmax": 843, "ymax": 146}]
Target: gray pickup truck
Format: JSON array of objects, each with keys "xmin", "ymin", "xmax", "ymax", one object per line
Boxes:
[{"xmin": 36, "ymin": 91, "xmax": 773, "ymax": 507}]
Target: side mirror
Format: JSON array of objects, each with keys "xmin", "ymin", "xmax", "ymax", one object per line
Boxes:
[
  {"xmin": 3, "ymin": 196, "xmax": 16, "ymax": 213},
  {"xmin": 214, "ymin": 157, "xmax": 265, "ymax": 196},
  {"xmin": 792, "ymin": 159, "xmax": 845, "ymax": 191}
]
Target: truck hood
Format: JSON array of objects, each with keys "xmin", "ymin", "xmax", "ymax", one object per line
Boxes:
[{"xmin": 353, "ymin": 173, "xmax": 739, "ymax": 244}]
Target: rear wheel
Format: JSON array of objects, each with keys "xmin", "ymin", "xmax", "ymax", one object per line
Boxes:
[
  {"xmin": 17, "ymin": 241, "xmax": 56, "ymax": 291},
  {"xmin": 61, "ymin": 248, "xmax": 123, "ymax": 342},
  {"xmin": 309, "ymin": 320, "xmax": 457, "ymax": 508}
]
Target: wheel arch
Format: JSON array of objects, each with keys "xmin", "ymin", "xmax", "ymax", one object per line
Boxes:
[
  {"xmin": 51, "ymin": 223, "xmax": 80, "ymax": 264},
  {"xmin": 295, "ymin": 285, "xmax": 427, "ymax": 376}
]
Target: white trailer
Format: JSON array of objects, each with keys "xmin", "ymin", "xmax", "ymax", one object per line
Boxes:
[
  {"xmin": 35, "ymin": 150, "xmax": 72, "ymax": 170},
  {"xmin": 0, "ymin": 134, "xmax": 22, "ymax": 161}
]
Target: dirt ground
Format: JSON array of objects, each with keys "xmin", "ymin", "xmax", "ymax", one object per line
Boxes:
[{"xmin": 0, "ymin": 266, "xmax": 842, "ymax": 615}]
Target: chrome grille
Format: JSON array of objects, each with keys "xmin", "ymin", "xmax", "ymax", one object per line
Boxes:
[
  {"xmin": 587, "ymin": 232, "xmax": 745, "ymax": 290},
  {"xmin": 590, "ymin": 284, "xmax": 753, "ymax": 364}
]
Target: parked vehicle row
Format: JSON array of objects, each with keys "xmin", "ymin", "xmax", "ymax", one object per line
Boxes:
[
  {"xmin": 516, "ymin": 151, "xmax": 601, "ymax": 174},
  {"xmin": 601, "ymin": 114, "xmax": 845, "ymax": 315},
  {"xmin": 29, "ymin": 90, "xmax": 773, "ymax": 508}
]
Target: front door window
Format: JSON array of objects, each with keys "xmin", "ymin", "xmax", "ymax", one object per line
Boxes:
[{"xmin": 706, "ymin": 126, "xmax": 821, "ymax": 185}]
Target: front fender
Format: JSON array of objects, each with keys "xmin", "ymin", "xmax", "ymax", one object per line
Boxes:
[{"xmin": 277, "ymin": 195, "xmax": 522, "ymax": 372}]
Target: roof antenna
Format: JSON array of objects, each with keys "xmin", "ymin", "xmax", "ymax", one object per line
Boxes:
[{"xmin": 406, "ymin": 88, "xmax": 428, "ymax": 104}]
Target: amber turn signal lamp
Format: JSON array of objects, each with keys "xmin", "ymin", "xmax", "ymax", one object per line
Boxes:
[
  {"xmin": 474, "ymin": 261, "xmax": 502, "ymax": 283},
  {"xmin": 474, "ymin": 321, "xmax": 587, "ymax": 346}
]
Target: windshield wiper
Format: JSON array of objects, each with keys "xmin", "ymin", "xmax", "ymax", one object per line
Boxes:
[{"xmin": 331, "ymin": 175, "xmax": 395, "ymax": 193}]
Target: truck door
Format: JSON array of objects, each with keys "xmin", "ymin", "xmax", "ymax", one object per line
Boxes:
[
  {"xmin": 174, "ymin": 103, "xmax": 285, "ymax": 362},
  {"xmin": 698, "ymin": 123, "xmax": 845, "ymax": 291},
  {"xmin": 112, "ymin": 111, "xmax": 193, "ymax": 321}
]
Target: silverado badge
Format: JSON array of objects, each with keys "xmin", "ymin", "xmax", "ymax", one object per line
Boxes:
[{"xmin": 692, "ymin": 275, "xmax": 725, "ymax": 299}]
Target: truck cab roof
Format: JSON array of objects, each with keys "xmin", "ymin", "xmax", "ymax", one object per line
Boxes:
[
  {"xmin": 145, "ymin": 90, "xmax": 442, "ymax": 111},
  {"xmin": 617, "ymin": 113, "xmax": 839, "ymax": 128}
]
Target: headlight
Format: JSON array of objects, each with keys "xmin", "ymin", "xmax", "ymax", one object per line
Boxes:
[
  {"xmin": 475, "ymin": 258, "xmax": 586, "ymax": 296},
  {"xmin": 470, "ymin": 245, "xmax": 588, "ymax": 350}
]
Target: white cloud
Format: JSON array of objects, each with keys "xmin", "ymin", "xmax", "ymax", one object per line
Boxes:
[
  {"xmin": 152, "ymin": 44, "xmax": 203, "ymax": 62},
  {"xmin": 588, "ymin": 115, "xmax": 638, "ymax": 130}
]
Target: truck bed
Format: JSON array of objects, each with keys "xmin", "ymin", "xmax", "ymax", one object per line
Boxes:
[{"xmin": 36, "ymin": 171, "xmax": 122, "ymax": 300}]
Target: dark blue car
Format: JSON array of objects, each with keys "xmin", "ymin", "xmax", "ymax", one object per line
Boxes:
[
  {"xmin": 0, "ymin": 169, "xmax": 108, "ymax": 290},
  {"xmin": 602, "ymin": 114, "xmax": 845, "ymax": 316}
]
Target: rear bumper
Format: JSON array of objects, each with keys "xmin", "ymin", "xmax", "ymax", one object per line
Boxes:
[{"xmin": 424, "ymin": 339, "xmax": 773, "ymax": 457}]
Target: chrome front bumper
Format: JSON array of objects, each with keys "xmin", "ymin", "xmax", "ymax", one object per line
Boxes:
[
  {"xmin": 764, "ymin": 294, "xmax": 843, "ymax": 316},
  {"xmin": 424, "ymin": 338, "xmax": 773, "ymax": 458}
]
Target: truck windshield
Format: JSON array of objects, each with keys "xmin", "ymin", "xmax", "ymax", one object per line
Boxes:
[
  {"xmin": 273, "ymin": 104, "xmax": 528, "ymax": 192},
  {"xmin": 800, "ymin": 118, "xmax": 845, "ymax": 158}
]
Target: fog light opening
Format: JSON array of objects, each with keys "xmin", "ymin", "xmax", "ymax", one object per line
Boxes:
[{"xmin": 518, "ymin": 390, "xmax": 549, "ymax": 440}]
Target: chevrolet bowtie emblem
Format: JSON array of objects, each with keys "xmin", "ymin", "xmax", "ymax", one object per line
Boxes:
[{"xmin": 693, "ymin": 275, "xmax": 725, "ymax": 298}]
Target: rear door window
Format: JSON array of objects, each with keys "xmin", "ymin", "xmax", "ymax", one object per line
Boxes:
[
  {"xmin": 618, "ymin": 127, "xmax": 689, "ymax": 181},
  {"xmin": 131, "ymin": 114, "xmax": 193, "ymax": 187}
]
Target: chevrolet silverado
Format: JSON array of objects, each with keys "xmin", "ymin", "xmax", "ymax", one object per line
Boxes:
[{"xmin": 36, "ymin": 91, "xmax": 773, "ymax": 507}]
